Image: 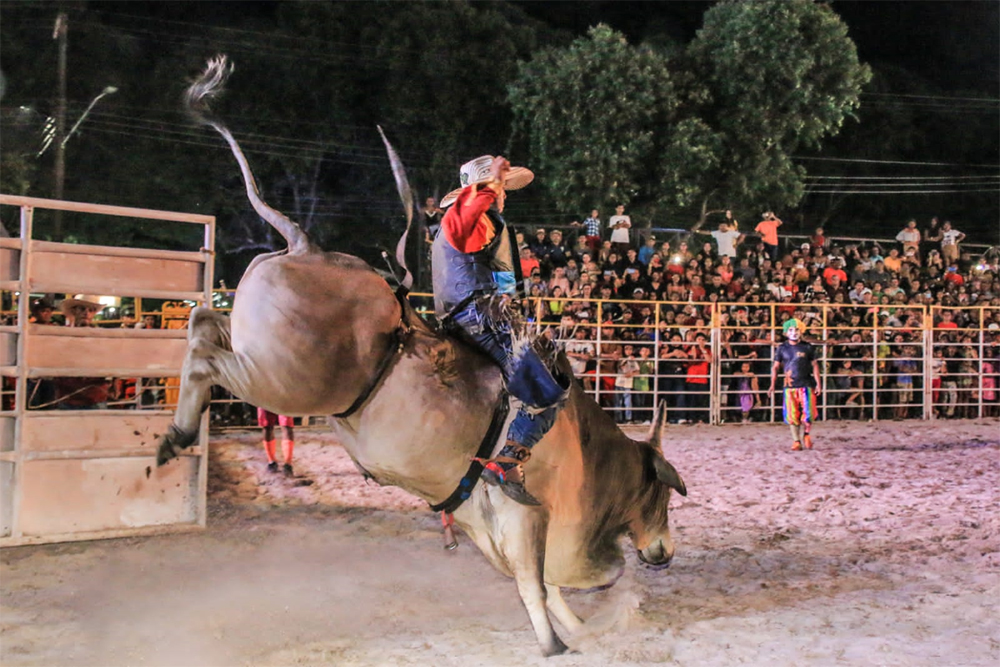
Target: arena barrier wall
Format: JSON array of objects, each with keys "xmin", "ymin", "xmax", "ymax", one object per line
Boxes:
[{"xmin": 0, "ymin": 194, "xmax": 215, "ymax": 547}]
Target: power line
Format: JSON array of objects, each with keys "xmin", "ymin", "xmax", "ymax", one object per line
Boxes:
[{"xmin": 794, "ymin": 156, "xmax": 999, "ymax": 168}]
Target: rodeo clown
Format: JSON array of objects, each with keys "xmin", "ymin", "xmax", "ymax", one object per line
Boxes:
[
  {"xmin": 768, "ymin": 318, "xmax": 822, "ymax": 451},
  {"xmin": 432, "ymin": 155, "xmax": 568, "ymax": 506}
]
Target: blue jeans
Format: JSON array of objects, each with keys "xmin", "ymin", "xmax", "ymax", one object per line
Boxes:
[
  {"xmin": 616, "ymin": 391, "xmax": 633, "ymax": 423},
  {"xmin": 451, "ymin": 302, "xmax": 560, "ymax": 450}
]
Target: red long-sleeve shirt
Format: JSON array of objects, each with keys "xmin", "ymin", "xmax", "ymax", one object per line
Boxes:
[{"xmin": 441, "ymin": 185, "xmax": 499, "ymax": 253}]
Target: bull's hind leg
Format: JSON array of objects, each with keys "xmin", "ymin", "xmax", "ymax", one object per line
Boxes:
[
  {"xmin": 156, "ymin": 307, "xmax": 248, "ymax": 465},
  {"xmin": 544, "ymin": 583, "xmax": 583, "ymax": 634},
  {"xmin": 498, "ymin": 504, "xmax": 569, "ymax": 656}
]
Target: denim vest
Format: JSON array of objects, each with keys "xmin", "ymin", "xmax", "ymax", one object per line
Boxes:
[{"xmin": 432, "ymin": 210, "xmax": 517, "ymax": 316}]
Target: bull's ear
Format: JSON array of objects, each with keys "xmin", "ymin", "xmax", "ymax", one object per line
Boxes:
[{"xmin": 653, "ymin": 456, "xmax": 687, "ymax": 497}]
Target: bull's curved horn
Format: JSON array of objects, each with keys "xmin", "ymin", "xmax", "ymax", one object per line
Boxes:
[
  {"xmin": 653, "ymin": 456, "xmax": 687, "ymax": 497},
  {"xmin": 646, "ymin": 400, "xmax": 668, "ymax": 446},
  {"xmin": 185, "ymin": 55, "xmax": 312, "ymax": 255},
  {"xmin": 378, "ymin": 126, "xmax": 414, "ymax": 290}
]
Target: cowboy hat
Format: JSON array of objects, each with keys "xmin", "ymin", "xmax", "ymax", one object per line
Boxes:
[
  {"xmin": 440, "ymin": 155, "xmax": 534, "ymax": 208},
  {"xmin": 60, "ymin": 294, "xmax": 103, "ymax": 313}
]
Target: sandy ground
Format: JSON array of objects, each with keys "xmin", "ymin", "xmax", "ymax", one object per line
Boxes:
[{"xmin": 2, "ymin": 419, "xmax": 998, "ymax": 667}]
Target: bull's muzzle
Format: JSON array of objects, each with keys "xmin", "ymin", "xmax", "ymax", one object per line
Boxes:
[{"xmin": 638, "ymin": 538, "xmax": 674, "ymax": 569}]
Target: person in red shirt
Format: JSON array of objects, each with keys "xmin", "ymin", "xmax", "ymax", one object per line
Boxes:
[
  {"xmin": 432, "ymin": 155, "xmax": 566, "ymax": 506},
  {"xmin": 755, "ymin": 211, "xmax": 783, "ymax": 261},
  {"xmin": 822, "ymin": 258, "xmax": 848, "ymax": 287}
]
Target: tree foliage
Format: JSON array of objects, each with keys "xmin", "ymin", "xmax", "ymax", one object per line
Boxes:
[
  {"xmin": 509, "ymin": 24, "xmax": 678, "ymax": 216},
  {"xmin": 509, "ymin": 0, "xmax": 872, "ymax": 223}
]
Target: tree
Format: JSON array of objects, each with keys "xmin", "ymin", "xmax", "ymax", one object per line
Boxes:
[
  {"xmin": 683, "ymin": 0, "xmax": 872, "ymax": 216},
  {"xmin": 508, "ymin": 24, "xmax": 679, "ymax": 218},
  {"xmin": 509, "ymin": 2, "xmax": 871, "ymax": 226}
]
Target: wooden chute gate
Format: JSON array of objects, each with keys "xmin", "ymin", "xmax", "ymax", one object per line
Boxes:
[{"xmin": 0, "ymin": 195, "xmax": 215, "ymax": 547}]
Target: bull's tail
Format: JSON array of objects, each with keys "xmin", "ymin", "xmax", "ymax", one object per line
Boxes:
[{"xmin": 185, "ymin": 55, "xmax": 312, "ymax": 255}]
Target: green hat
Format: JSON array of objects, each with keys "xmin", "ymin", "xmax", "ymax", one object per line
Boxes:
[{"xmin": 782, "ymin": 318, "xmax": 806, "ymax": 336}]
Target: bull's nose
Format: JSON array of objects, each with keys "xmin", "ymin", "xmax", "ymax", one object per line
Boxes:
[{"xmin": 638, "ymin": 543, "xmax": 673, "ymax": 569}]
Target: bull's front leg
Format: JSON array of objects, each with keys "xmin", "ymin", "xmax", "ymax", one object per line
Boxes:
[
  {"xmin": 497, "ymin": 500, "xmax": 568, "ymax": 657},
  {"xmin": 156, "ymin": 307, "xmax": 238, "ymax": 466},
  {"xmin": 544, "ymin": 583, "xmax": 583, "ymax": 635}
]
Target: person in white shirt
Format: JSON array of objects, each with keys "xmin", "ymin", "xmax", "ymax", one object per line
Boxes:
[
  {"xmin": 706, "ymin": 220, "xmax": 744, "ymax": 258},
  {"xmin": 609, "ymin": 204, "xmax": 631, "ymax": 254},
  {"xmin": 940, "ymin": 220, "xmax": 965, "ymax": 264}
]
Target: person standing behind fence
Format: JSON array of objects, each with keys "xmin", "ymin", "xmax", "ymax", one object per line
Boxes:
[
  {"xmin": 755, "ymin": 211, "xmax": 782, "ymax": 261},
  {"xmin": 940, "ymin": 221, "xmax": 966, "ymax": 266},
  {"xmin": 609, "ymin": 205, "xmax": 632, "ymax": 255},
  {"xmin": 769, "ymin": 318, "xmax": 821, "ymax": 451},
  {"xmin": 258, "ymin": 408, "xmax": 295, "ymax": 476},
  {"xmin": 576, "ymin": 209, "xmax": 603, "ymax": 253}
]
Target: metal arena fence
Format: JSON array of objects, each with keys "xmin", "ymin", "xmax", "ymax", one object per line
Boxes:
[{"xmin": 3, "ymin": 291, "xmax": 998, "ymax": 427}]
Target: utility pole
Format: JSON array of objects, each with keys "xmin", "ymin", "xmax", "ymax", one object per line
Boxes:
[{"xmin": 53, "ymin": 12, "xmax": 68, "ymax": 237}]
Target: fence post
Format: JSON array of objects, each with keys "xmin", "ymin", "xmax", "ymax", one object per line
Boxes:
[
  {"xmin": 922, "ymin": 305, "xmax": 933, "ymax": 420},
  {"xmin": 710, "ymin": 304, "xmax": 721, "ymax": 425}
]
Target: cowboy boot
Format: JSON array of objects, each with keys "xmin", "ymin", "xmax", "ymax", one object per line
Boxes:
[{"xmin": 481, "ymin": 441, "xmax": 541, "ymax": 506}]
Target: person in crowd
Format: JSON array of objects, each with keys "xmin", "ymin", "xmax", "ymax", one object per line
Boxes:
[
  {"xmin": 529, "ymin": 228, "xmax": 551, "ymax": 260},
  {"xmin": 615, "ymin": 344, "xmax": 639, "ymax": 423},
  {"xmin": 638, "ymin": 235, "xmax": 658, "ymax": 266},
  {"xmin": 577, "ymin": 208, "xmax": 603, "ymax": 253},
  {"xmin": 895, "ymin": 219, "xmax": 921, "ymax": 256},
  {"xmin": 704, "ymin": 218, "xmax": 743, "ymax": 258},
  {"xmin": 27, "ymin": 298, "xmax": 58, "ymax": 408},
  {"xmin": 608, "ymin": 204, "xmax": 632, "ymax": 254},
  {"xmin": 685, "ymin": 332, "xmax": 712, "ymax": 424},
  {"xmin": 421, "ymin": 196, "xmax": 445, "ymax": 245},
  {"xmin": 940, "ymin": 221, "xmax": 966, "ymax": 265},
  {"xmin": 769, "ymin": 318, "xmax": 821, "ymax": 451},
  {"xmin": 922, "ymin": 217, "xmax": 942, "ymax": 258},
  {"xmin": 755, "ymin": 211, "xmax": 782, "ymax": 261},
  {"xmin": 735, "ymin": 360, "xmax": 760, "ymax": 423},
  {"xmin": 258, "ymin": 408, "xmax": 295, "ymax": 475},
  {"xmin": 53, "ymin": 295, "xmax": 111, "ymax": 410},
  {"xmin": 810, "ymin": 227, "xmax": 828, "ymax": 251}
]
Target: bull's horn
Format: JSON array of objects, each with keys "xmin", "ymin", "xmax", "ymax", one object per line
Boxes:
[
  {"xmin": 653, "ymin": 457, "xmax": 687, "ymax": 497},
  {"xmin": 646, "ymin": 400, "xmax": 667, "ymax": 446},
  {"xmin": 378, "ymin": 125, "xmax": 414, "ymax": 290}
]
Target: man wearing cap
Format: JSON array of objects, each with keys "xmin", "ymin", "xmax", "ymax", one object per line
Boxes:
[
  {"xmin": 432, "ymin": 155, "xmax": 567, "ymax": 505},
  {"xmin": 769, "ymin": 319, "xmax": 821, "ymax": 451},
  {"xmin": 54, "ymin": 295, "xmax": 111, "ymax": 409}
]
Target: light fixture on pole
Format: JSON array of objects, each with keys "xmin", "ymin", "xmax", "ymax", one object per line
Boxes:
[{"xmin": 61, "ymin": 85, "xmax": 118, "ymax": 149}]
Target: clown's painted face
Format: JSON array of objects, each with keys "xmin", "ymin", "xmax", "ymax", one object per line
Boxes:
[{"xmin": 786, "ymin": 326, "xmax": 801, "ymax": 342}]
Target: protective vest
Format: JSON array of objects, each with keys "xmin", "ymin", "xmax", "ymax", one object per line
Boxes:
[{"xmin": 431, "ymin": 209, "xmax": 520, "ymax": 316}]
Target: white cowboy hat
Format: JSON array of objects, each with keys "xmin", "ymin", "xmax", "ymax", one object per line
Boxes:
[
  {"xmin": 60, "ymin": 294, "xmax": 103, "ymax": 313},
  {"xmin": 439, "ymin": 155, "xmax": 534, "ymax": 208}
]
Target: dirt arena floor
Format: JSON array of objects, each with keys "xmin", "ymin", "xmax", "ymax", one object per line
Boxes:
[{"xmin": 2, "ymin": 419, "xmax": 998, "ymax": 666}]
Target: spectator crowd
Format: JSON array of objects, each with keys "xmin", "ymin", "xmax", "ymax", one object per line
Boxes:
[{"xmin": 488, "ymin": 206, "xmax": 999, "ymax": 424}]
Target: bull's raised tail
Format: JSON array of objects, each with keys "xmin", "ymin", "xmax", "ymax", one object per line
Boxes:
[{"xmin": 185, "ymin": 55, "xmax": 312, "ymax": 255}]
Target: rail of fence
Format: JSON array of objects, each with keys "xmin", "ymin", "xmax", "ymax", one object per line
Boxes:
[{"xmin": 2, "ymin": 292, "xmax": 997, "ymax": 426}]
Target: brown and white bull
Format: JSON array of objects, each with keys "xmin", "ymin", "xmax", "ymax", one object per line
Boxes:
[{"xmin": 157, "ymin": 56, "xmax": 687, "ymax": 656}]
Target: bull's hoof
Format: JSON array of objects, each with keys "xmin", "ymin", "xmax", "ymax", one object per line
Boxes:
[
  {"xmin": 156, "ymin": 425, "xmax": 198, "ymax": 467},
  {"xmin": 540, "ymin": 635, "xmax": 569, "ymax": 657},
  {"xmin": 156, "ymin": 441, "xmax": 181, "ymax": 467}
]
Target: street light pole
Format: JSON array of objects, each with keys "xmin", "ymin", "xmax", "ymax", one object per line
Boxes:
[{"xmin": 53, "ymin": 13, "xmax": 68, "ymax": 237}]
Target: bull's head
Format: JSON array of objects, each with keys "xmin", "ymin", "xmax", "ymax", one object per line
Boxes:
[{"xmin": 627, "ymin": 403, "xmax": 687, "ymax": 569}]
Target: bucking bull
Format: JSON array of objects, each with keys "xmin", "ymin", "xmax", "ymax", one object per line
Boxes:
[{"xmin": 157, "ymin": 56, "xmax": 687, "ymax": 656}]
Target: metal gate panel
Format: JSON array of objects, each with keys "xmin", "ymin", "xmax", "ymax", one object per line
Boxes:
[{"xmin": 0, "ymin": 194, "xmax": 214, "ymax": 547}]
